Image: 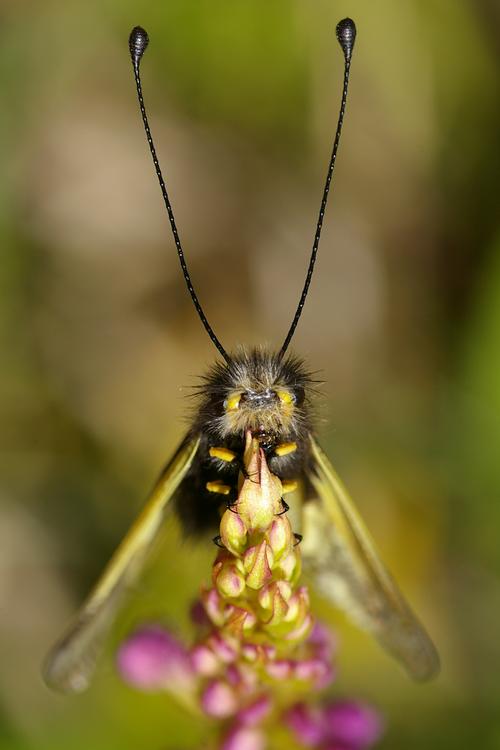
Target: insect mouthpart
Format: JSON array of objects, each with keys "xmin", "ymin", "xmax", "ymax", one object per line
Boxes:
[{"xmin": 251, "ymin": 426, "xmax": 277, "ymax": 450}]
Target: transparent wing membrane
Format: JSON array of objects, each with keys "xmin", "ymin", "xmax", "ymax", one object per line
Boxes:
[
  {"xmin": 301, "ymin": 437, "xmax": 440, "ymax": 681},
  {"xmin": 42, "ymin": 437, "xmax": 200, "ymax": 693}
]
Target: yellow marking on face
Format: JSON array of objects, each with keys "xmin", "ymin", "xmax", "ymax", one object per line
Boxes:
[
  {"xmin": 282, "ymin": 480, "xmax": 298, "ymax": 494},
  {"xmin": 209, "ymin": 446, "xmax": 237, "ymax": 462},
  {"xmin": 224, "ymin": 394, "xmax": 241, "ymax": 412},
  {"xmin": 275, "ymin": 442, "xmax": 297, "ymax": 457},
  {"xmin": 276, "ymin": 389, "xmax": 294, "ymax": 406},
  {"xmin": 206, "ymin": 481, "xmax": 232, "ymax": 496}
]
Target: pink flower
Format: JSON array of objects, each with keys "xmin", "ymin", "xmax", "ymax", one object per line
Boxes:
[
  {"xmin": 308, "ymin": 621, "xmax": 337, "ymax": 661},
  {"xmin": 116, "ymin": 624, "xmax": 194, "ymax": 692},
  {"xmin": 286, "ymin": 703, "xmax": 325, "ymax": 747},
  {"xmin": 201, "ymin": 679, "xmax": 239, "ymax": 718},
  {"xmin": 237, "ymin": 694, "xmax": 272, "ymax": 727},
  {"xmin": 322, "ymin": 701, "xmax": 383, "ymax": 750},
  {"xmin": 221, "ymin": 725, "xmax": 266, "ymax": 750},
  {"xmin": 287, "ymin": 700, "xmax": 383, "ymax": 750},
  {"xmin": 190, "ymin": 598, "xmax": 210, "ymax": 627}
]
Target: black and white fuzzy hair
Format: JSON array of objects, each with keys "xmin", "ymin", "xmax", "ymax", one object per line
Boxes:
[{"xmin": 189, "ymin": 346, "xmax": 317, "ymax": 443}]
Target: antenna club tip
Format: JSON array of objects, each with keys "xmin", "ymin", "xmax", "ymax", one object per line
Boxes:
[
  {"xmin": 336, "ymin": 18, "xmax": 356, "ymax": 60},
  {"xmin": 129, "ymin": 26, "xmax": 149, "ymax": 65}
]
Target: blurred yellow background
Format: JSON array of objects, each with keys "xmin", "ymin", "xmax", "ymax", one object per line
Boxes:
[{"xmin": 1, "ymin": 1, "xmax": 499, "ymax": 748}]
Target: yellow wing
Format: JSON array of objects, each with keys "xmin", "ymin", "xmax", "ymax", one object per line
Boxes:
[
  {"xmin": 301, "ymin": 436, "xmax": 440, "ymax": 681},
  {"xmin": 42, "ymin": 435, "xmax": 200, "ymax": 694}
]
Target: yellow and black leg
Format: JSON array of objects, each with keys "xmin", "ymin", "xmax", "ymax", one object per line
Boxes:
[
  {"xmin": 274, "ymin": 442, "xmax": 297, "ymax": 458},
  {"xmin": 205, "ymin": 479, "xmax": 239, "ymax": 517}
]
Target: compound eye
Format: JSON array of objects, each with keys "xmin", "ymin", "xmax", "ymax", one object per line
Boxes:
[
  {"xmin": 276, "ymin": 389, "xmax": 295, "ymax": 406},
  {"xmin": 224, "ymin": 393, "xmax": 241, "ymax": 412},
  {"xmin": 294, "ymin": 386, "xmax": 305, "ymax": 406}
]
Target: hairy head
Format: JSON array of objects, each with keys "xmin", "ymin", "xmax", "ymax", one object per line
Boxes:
[{"xmin": 192, "ymin": 347, "xmax": 315, "ymax": 442}]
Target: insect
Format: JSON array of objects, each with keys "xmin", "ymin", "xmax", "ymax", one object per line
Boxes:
[{"xmin": 43, "ymin": 17, "xmax": 439, "ymax": 694}]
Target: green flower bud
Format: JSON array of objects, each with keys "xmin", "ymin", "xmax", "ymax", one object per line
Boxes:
[
  {"xmin": 220, "ymin": 509, "xmax": 248, "ymax": 556},
  {"xmin": 267, "ymin": 517, "xmax": 293, "ymax": 559},
  {"xmin": 244, "ymin": 541, "xmax": 274, "ymax": 590},
  {"xmin": 215, "ymin": 561, "xmax": 246, "ymax": 599}
]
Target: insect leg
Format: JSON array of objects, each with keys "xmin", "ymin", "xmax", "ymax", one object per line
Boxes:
[{"xmin": 276, "ymin": 498, "xmax": 290, "ymax": 516}]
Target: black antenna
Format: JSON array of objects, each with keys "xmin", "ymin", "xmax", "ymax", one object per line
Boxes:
[
  {"xmin": 279, "ymin": 18, "xmax": 356, "ymax": 359},
  {"xmin": 129, "ymin": 26, "xmax": 230, "ymax": 363}
]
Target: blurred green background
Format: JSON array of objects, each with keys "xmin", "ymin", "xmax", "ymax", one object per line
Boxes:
[{"xmin": 1, "ymin": 0, "xmax": 499, "ymax": 748}]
